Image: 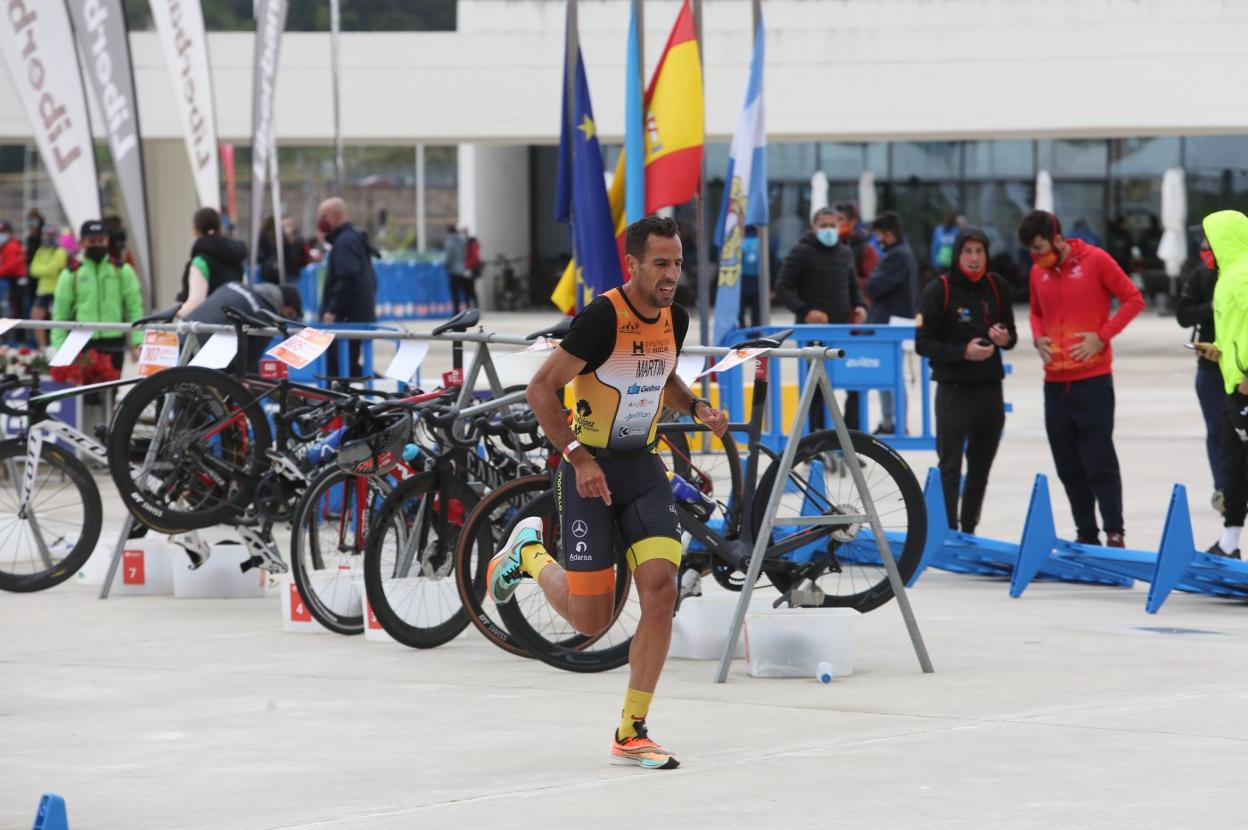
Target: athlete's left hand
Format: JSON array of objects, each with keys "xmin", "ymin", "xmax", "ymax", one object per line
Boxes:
[
  {"xmin": 1069, "ymin": 331, "xmax": 1104, "ymax": 362},
  {"xmin": 694, "ymin": 401, "xmax": 729, "ymax": 438}
]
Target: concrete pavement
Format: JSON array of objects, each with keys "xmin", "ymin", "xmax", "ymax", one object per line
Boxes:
[{"xmin": 2, "ymin": 309, "xmax": 1246, "ymax": 829}]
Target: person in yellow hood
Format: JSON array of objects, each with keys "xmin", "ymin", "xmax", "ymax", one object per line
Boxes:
[{"xmin": 1205, "ymin": 210, "xmax": 1248, "ymax": 559}]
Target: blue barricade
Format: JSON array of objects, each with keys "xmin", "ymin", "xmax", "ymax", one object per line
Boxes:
[
  {"xmin": 716, "ymin": 324, "xmax": 935, "ymax": 451},
  {"xmin": 296, "ymin": 260, "xmax": 454, "ymax": 323}
]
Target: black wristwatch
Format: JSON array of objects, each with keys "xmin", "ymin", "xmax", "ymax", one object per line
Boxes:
[{"xmin": 689, "ymin": 397, "xmax": 711, "ymax": 421}]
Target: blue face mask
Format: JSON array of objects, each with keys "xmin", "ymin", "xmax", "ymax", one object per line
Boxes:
[{"xmin": 815, "ymin": 228, "xmax": 839, "ymax": 247}]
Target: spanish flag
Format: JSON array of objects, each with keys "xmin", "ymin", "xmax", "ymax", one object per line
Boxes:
[{"xmin": 551, "ymin": 0, "xmax": 703, "ymax": 313}]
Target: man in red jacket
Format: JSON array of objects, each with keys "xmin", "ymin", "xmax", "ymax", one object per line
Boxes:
[
  {"xmin": 1019, "ymin": 210, "xmax": 1145, "ymax": 548},
  {"xmin": 0, "ymin": 219, "xmax": 27, "ymax": 322}
]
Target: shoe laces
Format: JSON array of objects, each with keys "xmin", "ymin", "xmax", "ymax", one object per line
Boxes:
[{"xmin": 619, "ymin": 721, "xmax": 656, "ymax": 747}]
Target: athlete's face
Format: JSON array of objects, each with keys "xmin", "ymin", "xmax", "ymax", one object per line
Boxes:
[{"xmin": 628, "ymin": 233, "xmax": 683, "ymax": 309}]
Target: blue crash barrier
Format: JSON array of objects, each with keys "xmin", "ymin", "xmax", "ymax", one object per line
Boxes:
[
  {"xmin": 911, "ymin": 468, "xmax": 1131, "ymax": 589},
  {"xmin": 1009, "ymin": 475, "xmax": 1248, "ymax": 611},
  {"xmin": 716, "ymin": 324, "xmax": 936, "ymax": 452},
  {"xmin": 296, "ymin": 260, "xmax": 454, "ymax": 323}
]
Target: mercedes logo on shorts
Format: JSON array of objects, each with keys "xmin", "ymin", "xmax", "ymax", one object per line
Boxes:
[{"xmin": 572, "ymin": 520, "xmax": 588, "ymax": 538}]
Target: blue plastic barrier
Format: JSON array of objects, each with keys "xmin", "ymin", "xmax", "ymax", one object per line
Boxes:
[
  {"xmin": 1145, "ymin": 485, "xmax": 1248, "ymax": 611},
  {"xmin": 32, "ymin": 793, "xmax": 69, "ymax": 830},
  {"xmin": 297, "ymin": 261, "xmax": 454, "ymax": 323},
  {"xmin": 1010, "ymin": 474, "xmax": 1159, "ymax": 598},
  {"xmin": 716, "ymin": 324, "xmax": 935, "ymax": 451},
  {"xmin": 907, "ymin": 468, "xmax": 1130, "ymax": 588}
]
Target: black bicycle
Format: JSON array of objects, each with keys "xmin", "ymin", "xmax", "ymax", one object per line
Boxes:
[{"xmin": 469, "ymin": 329, "xmax": 926, "ymax": 672}]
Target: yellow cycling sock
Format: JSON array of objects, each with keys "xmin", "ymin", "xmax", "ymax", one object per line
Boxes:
[
  {"xmin": 618, "ymin": 688, "xmax": 653, "ymax": 740},
  {"xmin": 520, "ymin": 543, "xmax": 555, "ymax": 580}
]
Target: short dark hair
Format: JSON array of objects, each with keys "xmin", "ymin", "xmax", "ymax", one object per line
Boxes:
[
  {"xmin": 624, "ymin": 215, "xmax": 680, "ymax": 259},
  {"xmin": 834, "ymin": 202, "xmax": 859, "ymax": 222},
  {"xmin": 1018, "ymin": 210, "xmax": 1061, "ymax": 246},
  {"xmin": 871, "ymin": 211, "xmax": 902, "ymax": 237},
  {"xmin": 811, "ymin": 207, "xmax": 837, "ymax": 224},
  {"xmin": 194, "ymin": 207, "xmax": 221, "ymax": 236}
]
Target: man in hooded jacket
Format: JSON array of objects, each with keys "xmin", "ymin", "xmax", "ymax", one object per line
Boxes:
[
  {"xmin": 915, "ymin": 227, "xmax": 1017, "ymax": 534},
  {"xmin": 1205, "ymin": 210, "xmax": 1248, "ymax": 559}
]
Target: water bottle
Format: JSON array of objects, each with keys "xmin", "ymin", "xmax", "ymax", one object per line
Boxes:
[
  {"xmin": 666, "ymin": 471, "xmax": 716, "ymax": 520},
  {"xmin": 816, "ymin": 661, "xmax": 835, "ymax": 684},
  {"xmin": 402, "ymin": 443, "xmax": 421, "ymax": 463}
]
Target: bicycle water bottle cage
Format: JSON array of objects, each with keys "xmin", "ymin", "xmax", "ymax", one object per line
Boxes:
[{"xmin": 432, "ymin": 308, "xmax": 480, "ymax": 336}]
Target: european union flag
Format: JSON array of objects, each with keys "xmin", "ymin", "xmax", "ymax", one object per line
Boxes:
[{"xmin": 555, "ymin": 46, "xmax": 623, "ymax": 312}]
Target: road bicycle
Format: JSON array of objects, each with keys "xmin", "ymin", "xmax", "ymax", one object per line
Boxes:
[{"xmin": 462, "ymin": 329, "xmax": 926, "ymax": 672}]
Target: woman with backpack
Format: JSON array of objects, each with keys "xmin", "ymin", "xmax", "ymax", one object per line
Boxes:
[
  {"xmin": 175, "ymin": 207, "xmax": 247, "ymax": 319},
  {"xmin": 914, "ymin": 226, "xmax": 1017, "ymax": 535}
]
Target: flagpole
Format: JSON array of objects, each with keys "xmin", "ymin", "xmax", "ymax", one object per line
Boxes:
[
  {"xmin": 566, "ymin": 0, "xmax": 578, "ymax": 298},
  {"xmin": 753, "ymin": 0, "xmax": 770, "ymax": 327},
  {"xmin": 693, "ymin": 0, "xmax": 709, "ymax": 348},
  {"xmin": 330, "ymin": 0, "xmax": 344, "ymax": 191}
]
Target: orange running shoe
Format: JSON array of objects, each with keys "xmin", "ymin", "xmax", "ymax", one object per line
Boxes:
[{"xmin": 610, "ymin": 722, "xmax": 679, "ymax": 770}]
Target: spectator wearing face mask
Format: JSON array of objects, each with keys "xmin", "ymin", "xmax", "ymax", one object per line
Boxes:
[
  {"xmin": 915, "ymin": 227, "xmax": 1017, "ymax": 534},
  {"xmin": 51, "ymin": 220, "xmax": 144, "ymax": 371},
  {"xmin": 867, "ymin": 211, "xmax": 920, "ymax": 434},
  {"xmin": 0, "ymin": 220, "xmax": 27, "ymax": 323},
  {"xmin": 832, "ymin": 202, "xmax": 879, "ymax": 298},
  {"xmin": 28, "ymin": 226, "xmax": 68, "ymax": 348},
  {"xmin": 1020, "ymin": 209, "xmax": 1144, "ymax": 548},
  {"xmin": 24, "ymin": 209, "xmax": 44, "ymax": 268},
  {"xmin": 776, "ymin": 207, "xmax": 868, "ymax": 430}
]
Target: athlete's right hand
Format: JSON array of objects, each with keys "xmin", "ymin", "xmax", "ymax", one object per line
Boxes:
[
  {"xmin": 1035, "ymin": 336, "xmax": 1053, "ymax": 364},
  {"xmin": 964, "ymin": 339, "xmax": 994, "ymax": 361},
  {"xmin": 572, "ymin": 457, "xmax": 612, "ymax": 505}
]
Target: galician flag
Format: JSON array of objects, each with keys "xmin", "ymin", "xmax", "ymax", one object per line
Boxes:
[{"xmin": 713, "ymin": 23, "xmax": 768, "ymax": 346}]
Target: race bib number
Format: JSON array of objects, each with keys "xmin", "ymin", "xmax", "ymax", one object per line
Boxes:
[{"xmin": 266, "ymin": 327, "xmax": 335, "ymax": 369}]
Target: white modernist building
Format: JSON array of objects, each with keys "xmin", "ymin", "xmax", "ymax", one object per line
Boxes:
[{"xmin": 0, "ymin": 0, "xmax": 1236, "ymax": 306}]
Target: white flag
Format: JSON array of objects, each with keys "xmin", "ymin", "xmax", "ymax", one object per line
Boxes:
[{"xmin": 0, "ymin": 0, "xmax": 101, "ymax": 230}]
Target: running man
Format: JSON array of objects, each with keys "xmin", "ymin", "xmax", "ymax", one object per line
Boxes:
[{"xmin": 490, "ymin": 215, "xmax": 728, "ymax": 769}]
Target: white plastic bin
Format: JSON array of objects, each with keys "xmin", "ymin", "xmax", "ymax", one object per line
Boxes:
[
  {"xmin": 76, "ymin": 537, "xmax": 118, "ymax": 586},
  {"xmin": 99, "ymin": 539, "xmax": 176, "ymax": 596},
  {"xmin": 173, "ymin": 543, "xmax": 266, "ymax": 599},
  {"xmin": 744, "ymin": 607, "xmax": 859, "ymax": 678},
  {"xmin": 669, "ymin": 594, "xmax": 774, "ymax": 660}
]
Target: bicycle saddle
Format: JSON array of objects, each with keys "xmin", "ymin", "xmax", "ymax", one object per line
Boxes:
[
  {"xmin": 526, "ymin": 317, "xmax": 573, "ymax": 341},
  {"xmin": 432, "ymin": 308, "xmax": 481, "ymax": 336},
  {"xmin": 132, "ymin": 304, "xmax": 183, "ymax": 327},
  {"xmin": 730, "ymin": 328, "xmax": 796, "ymax": 350}
]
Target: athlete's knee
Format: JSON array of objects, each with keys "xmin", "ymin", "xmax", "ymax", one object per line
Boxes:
[
  {"xmin": 634, "ymin": 560, "xmax": 678, "ymax": 617},
  {"xmin": 568, "ymin": 594, "xmax": 615, "ymax": 635}
]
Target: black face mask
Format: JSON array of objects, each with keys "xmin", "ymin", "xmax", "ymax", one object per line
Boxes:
[{"xmin": 84, "ymin": 246, "xmax": 108, "ymax": 264}]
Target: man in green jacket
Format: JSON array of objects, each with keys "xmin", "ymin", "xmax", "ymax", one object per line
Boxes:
[{"xmin": 52, "ymin": 219, "xmax": 144, "ymax": 370}]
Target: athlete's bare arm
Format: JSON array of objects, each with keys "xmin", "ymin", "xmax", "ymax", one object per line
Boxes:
[
  {"xmin": 527, "ymin": 348, "xmax": 613, "ymax": 504},
  {"xmin": 662, "ymin": 374, "xmax": 729, "ymax": 437}
]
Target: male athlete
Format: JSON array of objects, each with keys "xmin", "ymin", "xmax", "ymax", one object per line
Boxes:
[{"xmin": 489, "ymin": 215, "xmax": 728, "ymax": 769}]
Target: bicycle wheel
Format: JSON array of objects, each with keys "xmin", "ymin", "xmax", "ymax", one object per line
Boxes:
[
  {"xmin": 289, "ymin": 466, "xmax": 394, "ymax": 635},
  {"xmin": 362, "ymin": 469, "xmax": 478, "ymax": 649},
  {"xmin": 494, "ymin": 489, "xmax": 635, "ymax": 674},
  {"xmin": 753, "ymin": 428, "xmax": 925, "ymax": 612},
  {"xmin": 108, "ymin": 367, "xmax": 270, "ymax": 532},
  {"xmin": 0, "ymin": 438, "xmax": 102, "ymax": 592}
]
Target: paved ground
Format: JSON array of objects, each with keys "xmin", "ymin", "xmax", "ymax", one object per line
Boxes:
[{"xmin": 3, "ymin": 308, "xmax": 1247, "ymax": 829}]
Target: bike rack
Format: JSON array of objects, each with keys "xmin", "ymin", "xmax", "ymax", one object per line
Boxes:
[
  {"xmin": 12, "ymin": 319, "xmax": 539, "ymax": 600},
  {"xmin": 675, "ymin": 344, "xmax": 934, "ymax": 682}
]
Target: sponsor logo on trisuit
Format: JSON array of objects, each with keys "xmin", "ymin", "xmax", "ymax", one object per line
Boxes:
[{"xmin": 627, "ymin": 384, "xmax": 662, "ymax": 395}]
